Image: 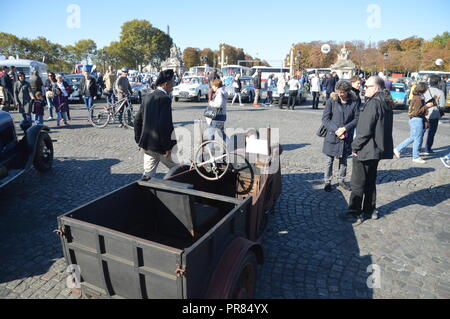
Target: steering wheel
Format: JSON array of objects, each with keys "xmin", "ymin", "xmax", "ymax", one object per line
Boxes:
[{"xmin": 193, "ymin": 140, "xmax": 230, "ymax": 181}]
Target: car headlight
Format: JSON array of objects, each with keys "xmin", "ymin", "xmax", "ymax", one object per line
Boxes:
[{"xmin": 242, "ymin": 89, "xmax": 248, "ymax": 94}]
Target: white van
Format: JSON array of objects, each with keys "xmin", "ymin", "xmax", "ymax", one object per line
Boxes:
[{"xmin": 0, "ymin": 58, "xmax": 48, "ymax": 80}]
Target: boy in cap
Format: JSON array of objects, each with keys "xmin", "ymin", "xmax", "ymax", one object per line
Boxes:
[{"xmin": 134, "ymin": 69, "xmax": 177, "ymax": 181}]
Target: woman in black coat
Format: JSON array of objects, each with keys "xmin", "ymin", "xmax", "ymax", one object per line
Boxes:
[{"xmin": 322, "ymin": 80, "xmax": 360, "ymax": 192}]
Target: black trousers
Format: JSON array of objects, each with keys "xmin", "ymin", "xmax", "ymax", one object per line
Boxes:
[
  {"xmin": 348, "ymin": 158, "xmax": 379, "ymax": 215},
  {"xmin": 312, "ymin": 91, "xmax": 320, "ymax": 109},
  {"xmin": 288, "ymin": 90, "xmax": 298, "ymax": 108},
  {"xmin": 278, "ymin": 93, "xmax": 285, "ymax": 108}
]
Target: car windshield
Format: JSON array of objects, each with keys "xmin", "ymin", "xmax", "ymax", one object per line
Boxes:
[
  {"xmin": 223, "ymin": 68, "xmax": 243, "ymax": 77},
  {"xmin": 391, "ymin": 86, "xmax": 405, "ymax": 93},
  {"xmin": 15, "ymin": 67, "xmax": 31, "ymax": 76},
  {"xmin": 65, "ymin": 76, "xmax": 83, "ymax": 84},
  {"xmin": 182, "ymin": 78, "xmax": 200, "ymax": 84},
  {"xmin": 241, "ymin": 79, "xmax": 253, "ymax": 86}
]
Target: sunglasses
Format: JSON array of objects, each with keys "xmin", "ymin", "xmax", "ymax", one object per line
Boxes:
[{"xmin": 365, "ymin": 85, "xmax": 375, "ymax": 89}]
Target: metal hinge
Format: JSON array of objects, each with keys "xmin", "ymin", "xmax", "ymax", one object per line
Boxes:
[
  {"xmin": 53, "ymin": 227, "xmax": 66, "ymax": 239},
  {"xmin": 176, "ymin": 264, "xmax": 186, "ymax": 278}
]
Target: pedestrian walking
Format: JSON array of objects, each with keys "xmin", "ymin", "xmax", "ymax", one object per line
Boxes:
[
  {"xmin": 31, "ymin": 91, "xmax": 46, "ymax": 125},
  {"xmin": 253, "ymin": 71, "xmax": 262, "ymax": 107},
  {"xmin": 310, "ymin": 73, "xmax": 321, "ymax": 109},
  {"xmin": 80, "ymin": 69, "xmax": 98, "ymax": 121},
  {"xmin": 277, "ymin": 75, "xmax": 287, "ymax": 109},
  {"xmin": 55, "ymin": 75, "xmax": 72, "ymax": 120},
  {"xmin": 0, "ymin": 66, "xmax": 14, "ymax": 111},
  {"xmin": 231, "ymin": 74, "xmax": 244, "ymax": 106},
  {"xmin": 13, "ymin": 72, "xmax": 33, "ymax": 122},
  {"xmin": 53, "ymin": 87, "xmax": 70, "ymax": 127},
  {"xmin": 114, "ymin": 67, "xmax": 133, "ymax": 127},
  {"xmin": 287, "ymin": 76, "xmax": 299, "ymax": 110},
  {"xmin": 29, "ymin": 70, "xmax": 44, "ymax": 96},
  {"xmin": 45, "ymin": 72, "xmax": 57, "ymax": 120},
  {"xmin": 103, "ymin": 66, "xmax": 117, "ymax": 105},
  {"xmin": 205, "ymin": 79, "xmax": 228, "ymax": 145},
  {"xmin": 322, "ymin": 80, "xmax": 360, "ymax": 192},
  {"xmin": 345, "ymin": 76, "xmax": 394, "ymax": 223},
  {"xmin": 9, "ymin": 66, "xmax": 18, "ymax": 83},
  {"xmin": 421, "ymin": 75, "xmax": 446, "ymax": 155},
  {"xmin": 394, "ymin": 83, "xmax": 435, "ymax": 164},
  {"xmin": 208, "ymin": 70, "xmax": 220, "ymax": 102},
  {"xmin": 325, "ymin": 73, "xmax": 337, "ymax": 102},
  {"xmin": 264, "ymin": 74, "xmax": 275, "ymax": 107},
  {"xmin": 134, "ymin": 70, "xmax": 177, "ymax": 181}
]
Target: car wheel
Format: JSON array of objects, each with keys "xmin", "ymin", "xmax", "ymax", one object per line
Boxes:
[
  {"xmin": 248, "ymin": 92, "xmax": 253, "ymax": 103},
  {"xmin": 174, "ymin": 97, "xmax": 179, "ymax": 102},
  {"xmin": 33, "ymin": 132, "xmax": 54, "ymax": 172},
  {"xmin": 197, "ymin": 92, "xmax": 201, "ymax": 102}
]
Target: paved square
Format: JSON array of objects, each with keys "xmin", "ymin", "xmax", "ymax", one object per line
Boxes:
[{"xmin": 0, "ymin": 98, "xmax": 449, "ymax": 299}]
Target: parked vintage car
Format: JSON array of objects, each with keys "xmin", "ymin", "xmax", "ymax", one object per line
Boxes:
[
  {"xmin": 272, "ymin": 85, "xmax": 308, "ymax": 105},
  {"xmin": 56, "ymin": 129, "xmax": 282, "ymax": 299},
  {"xmin": 130, "ymin": 83, "xmax": 152, "ymax": 104},
  {"xmin": 63, "ymin": 74, "xmax": 84, "ymax": 104},
  {"xmin": 390, "ymin": 83, "xmax": 408, "ymax": 109},
  {"xmin": 224, "ymin": 76, "xmax": 256, "ymax": 103},
  {"xmin": 0, "ymin": 110, "xmax": 54, "ymax": 189},
  {"xmin": 173, "ymin": 76, "xmax": 209, "ymax": 102}
]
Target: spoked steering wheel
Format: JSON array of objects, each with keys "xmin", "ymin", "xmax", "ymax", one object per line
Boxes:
[{"xmin": 193, "ymin": 140, "xmax": 230, "ymax": 181}]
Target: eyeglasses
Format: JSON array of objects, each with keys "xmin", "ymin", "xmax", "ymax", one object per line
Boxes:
[{"xmin": 365, "ymin": 85, "xmax": 375, "ymax": 89}]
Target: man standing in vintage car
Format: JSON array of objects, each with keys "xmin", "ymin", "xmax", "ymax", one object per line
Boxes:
[
  {"xmin": 134, "ymin": 69, "xmax": 177, "ymax": 181},
  {"xmin": 344, "ymin": 76, "xmax": 394, "ymax": 224}
]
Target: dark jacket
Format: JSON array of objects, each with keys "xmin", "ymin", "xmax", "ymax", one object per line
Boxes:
[
  {"xmin": 32, "ymin": 99, "xmax": 47, "ymax": 115},
  {"xmin": 29, "ymin": 74, "xmax": 44, "ymax": 94},
  {"xmin": 134, "ymin": 89, "xmax": 176, "ymax": 154},
  {"xmin": 325, "ymin": 77, "xmax": 337, "ymax": 94},
  {"xmin": 234, "ymin": 79, "xmax": 242, "ymax": 93},
  {"xmin": 253, "ymin": 75, "xmax": 262, "ymax": 90},
  {"xmin": 44, "ymin": 79, "xmax": 55, "ymax": 92},
  {"xmin": 352, "ymin": 87, "xmax": 362, "ymax": 106},
  {"xmin": 53, "ymin": 95, "xmax": 69, "ymax": 113},
  {"xmin": 79, "ymin": 76, "xmax": 98, "ymax": 97},
  {"xmin": 0, "ymin": 72, "xmax": 13, "ymax": 91},
  {"xmin": 352, "ymin": 92, "xmax": 394, "ymax": 161},
  {"xmin": 14, "ymin": 80, "xmax": 33, "ymax": 113},
  {"xmin": 322, "ymin": 91, "xmax": 360, "ymax": 158}
]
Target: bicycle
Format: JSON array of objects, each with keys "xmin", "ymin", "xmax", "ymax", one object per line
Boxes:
[{"xmin": 89, "ymin": 95, "xmax": 135, "ymax": 129}]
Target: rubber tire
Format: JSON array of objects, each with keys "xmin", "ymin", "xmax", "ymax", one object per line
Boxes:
[
  {"xmin": 33, "ymin": 132, "xmax": 54, "ymax": 172},
  {"xmin": 228, "ymin": 251, "xmax": 258, "ymax": 299},
  {"xmin": 174, "ymin": 97, "xmax": 179, "ymax": 102}
]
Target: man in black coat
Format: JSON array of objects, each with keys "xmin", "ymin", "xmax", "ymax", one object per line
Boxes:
[
  {"xmin": 29, "ymin": 70, "xmax": 44, "ymax": 95},
  {"xmin": 79, "ymin": 70, "xmax": 98, "ymax": 120},
  {"xmin": 134, "ymin": 69, "xmax": 177, "ymax": 181},
  {"xmin": 345, "ymin": 76, "xmax": 394, "ymax": 223},
  {"xmin": 0, "ymin": 66, "xmax": 14, "ymax": 109}
]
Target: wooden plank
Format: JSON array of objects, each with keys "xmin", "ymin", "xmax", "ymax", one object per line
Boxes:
[{"xmin": 138, "ymin": 180, "xmax": 245, "ymax": 205}]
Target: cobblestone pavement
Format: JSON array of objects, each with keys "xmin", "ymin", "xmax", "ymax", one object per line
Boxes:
[{"xmin": 0, "ymin": 97, "xmax": 449, "ymax": 299}]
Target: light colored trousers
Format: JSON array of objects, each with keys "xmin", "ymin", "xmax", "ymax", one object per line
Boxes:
[{"xmin": 143, "ymin": 150, "xmax": 177, "ymax": 178}]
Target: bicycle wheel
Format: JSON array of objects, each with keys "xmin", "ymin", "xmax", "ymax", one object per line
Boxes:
[
  {"xmin": 123, "ymin": 103, "xmax": 136, "ymax": 129},
  {"xmin": 90, "ymin": 104, "xmax": 112, "ymax": 128}
]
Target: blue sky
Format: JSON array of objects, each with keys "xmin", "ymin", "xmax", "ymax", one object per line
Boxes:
[{"xmin": 1, "ymin": 0, "xmax": 449, "ymax": 63}]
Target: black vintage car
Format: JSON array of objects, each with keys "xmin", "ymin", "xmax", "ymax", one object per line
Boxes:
[{"xmin": 0, "ymin": 110, "xmax": 54, "ymax": 188}]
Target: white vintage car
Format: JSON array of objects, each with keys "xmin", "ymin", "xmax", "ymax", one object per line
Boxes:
[{"xmin": 173, "ymin": 76, "xmax": 209, "ymax": 102}]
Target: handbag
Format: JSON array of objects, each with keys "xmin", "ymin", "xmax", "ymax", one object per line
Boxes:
[
  {"xmin": 316, "ymin": 124, "xmax": 327, "ymax": 138},
  {"xmin": 203, "ymin": 106, "xmax": 222, "ymax": 120},
  {"xmin": 317, "ymin": 102, "xmax": 334, "ymax": 138}
]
